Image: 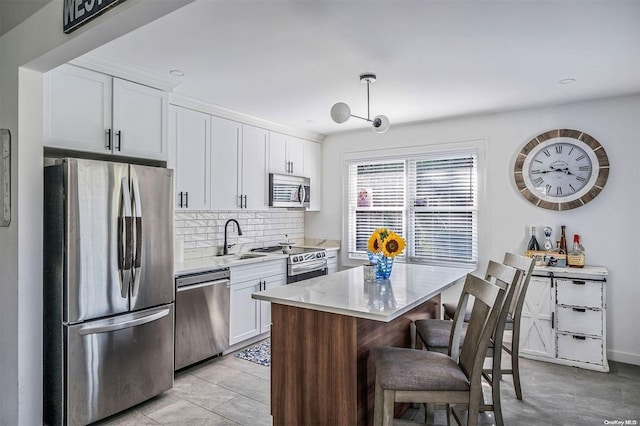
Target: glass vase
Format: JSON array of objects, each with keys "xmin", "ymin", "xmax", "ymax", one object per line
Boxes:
[
  {"xmin": 367, "ymin": 252, "xmax": 394, "ymax": 280},
  {"xmin": 375, "ymin": 255, "xmax": 394, "ymax": 280}
]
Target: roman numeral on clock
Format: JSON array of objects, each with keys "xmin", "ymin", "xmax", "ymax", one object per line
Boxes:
[
  {"xmin": 579, "ymin": 166, "xmax": 590, "ymax": 171},
  {"xmin": 555, "ymin": 145, "xmax": 562, "ymax": 154},
  {"xmin": 575, "ymin": 154, "xmax": 586, "ymax": 161},
  {"xmin": 532, "ymin": 177, "xmax": 544, "ymax": 186}
]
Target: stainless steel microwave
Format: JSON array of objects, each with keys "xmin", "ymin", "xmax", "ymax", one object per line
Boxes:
[{"xmin": 269, "ymin": 173, "xmax": 310, "ymax": 208}]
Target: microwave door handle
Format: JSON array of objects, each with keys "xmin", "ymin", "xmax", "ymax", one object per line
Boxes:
[
  {"xmin": 297, "ymin": 185, "xmax": 304, "ymax": 205},
  {"xmin": 301, "ymin": 185, "xmax": 307, "ymax": 205},
  {"xmin": 119, "ymin": 177, "xmax": 133, "ymax": 298},
  {"xmin": 131, "ymin": 175, "xmax": 143, "ymax": 298}
]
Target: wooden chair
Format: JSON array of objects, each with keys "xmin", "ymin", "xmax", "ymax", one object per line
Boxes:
[
  {"xmin": 372, "ymin": 274, "xmax": 507, "ymax": 426},
  {"xmin": 442, "ymin": 253, "xmax": 535, "ymax": 400},
  {"xmin": 413, "ymin": 260, "xmax": 520, "ymax": 425}
]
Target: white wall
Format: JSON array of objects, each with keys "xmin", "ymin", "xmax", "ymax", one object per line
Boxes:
[
  {"xmin": 306, "ymin": 95, "xmax": 640, "ymax": 365},
  {"xmin": 0, "ymin": 1, "xmax": 193, "ymax": 423}
]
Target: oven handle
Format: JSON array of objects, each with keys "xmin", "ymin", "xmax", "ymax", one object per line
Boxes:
[{"xmin": 289, "ymin": 259, "xmax": 328, "ymax": 275}]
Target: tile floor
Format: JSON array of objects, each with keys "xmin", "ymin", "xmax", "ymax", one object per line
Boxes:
[{"xmin": 97, "ymin": 342, "xmax": 640, "ymax": 426}]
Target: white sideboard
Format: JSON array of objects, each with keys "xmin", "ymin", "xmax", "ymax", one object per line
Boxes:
[{"xmin": 520, "ymin": 265, "xmax": 609, "ymax": 372}]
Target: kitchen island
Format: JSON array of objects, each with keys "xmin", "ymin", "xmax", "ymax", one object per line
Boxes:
[{"xmin": 252, "ymin": 263, "xmax": 473, "ymax": 425}]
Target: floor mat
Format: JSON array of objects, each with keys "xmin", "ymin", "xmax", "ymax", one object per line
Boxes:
[{"xmin": 233, "ymin": 339, "xmax": 270, "ymax": 366}]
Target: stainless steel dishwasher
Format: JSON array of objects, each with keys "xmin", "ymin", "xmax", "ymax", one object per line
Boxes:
[{"xmin": 175, "ymin": 268, "xmax": 230, "ymax": 370}]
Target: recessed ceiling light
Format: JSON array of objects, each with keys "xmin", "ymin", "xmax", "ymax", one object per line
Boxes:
[
  {"xmin": 558, "ymin": 78, "xmax": 576, "ymax": 85},
  {"xmin": 169, "ymin": 70, "xmax": 185, "ymax": 77}
]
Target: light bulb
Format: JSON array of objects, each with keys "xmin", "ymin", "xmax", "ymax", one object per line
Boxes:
[
  {"xmin": 372, "ymin": 115, "xmax": 390, "ymax": 133},
  {"xmin": 330, "ymin": 102, "xmax": 351, "ymax": 123}
]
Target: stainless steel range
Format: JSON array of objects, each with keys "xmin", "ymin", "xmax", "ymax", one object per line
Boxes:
[{"xmin": 251, "ymin": 246, "xmax": 327, "ymax": 283}]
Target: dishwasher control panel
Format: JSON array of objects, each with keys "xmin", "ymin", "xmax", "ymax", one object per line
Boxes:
[{"xmin": 176, "ymin": 268, "xmax": 230, "ymax": 288}]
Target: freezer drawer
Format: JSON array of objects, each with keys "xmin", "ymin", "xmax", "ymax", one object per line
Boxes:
[
  {"xmin": 175, "ymin": 276, "xmax": 230, "ymax": 370},
  {"xmin": 65, "ymin": 304, "xmax": 174, "ymax": 425}
]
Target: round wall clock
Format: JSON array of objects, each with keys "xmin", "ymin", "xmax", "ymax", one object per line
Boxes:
[{"xmin": 513, "ymin": 129, "xmax": 609, "ymax": 210}]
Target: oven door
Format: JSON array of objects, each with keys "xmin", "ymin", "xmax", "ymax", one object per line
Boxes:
[{"xmin": 287, "ymin": 259, "xmax": 328, "ymax": 284}]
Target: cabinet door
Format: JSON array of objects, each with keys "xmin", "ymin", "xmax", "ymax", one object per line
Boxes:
[
  {"xmin": 241, "ymin": 125, "xmax": 269, "ymax": 210},
  {"xmin": 260, "ymin": 274, "xmax": 286, "ymax": 334},
  {"xmin": 44, "ymin": 64, "xmax": 112, "ymax": 153},
  {"xmin": 520, "ymin": 275, "xmax": 555, "ymax": 358},
  {"xmin": 173, "ymin": 106, "xmax": 211, "ymax": 210},
  {"xmin": 112, "ymin": 78, "xmax": 168, "ymax": 161},
  {"xmin": 211, "ymin": 117, "xmax": 242, "ymax": 210},
  {"xmin": 304, "ymin": 140, "xmax": 322, "ymax": 211},
  {"xmin": 286, "ymin": 137, "xmax": 305, "ymax": 176},
  {"xmin": 269, "ymin": 131, "xmax": 288, "ymax": 174},
  {"xmin": 229, "ymin": 280, "xmax": 260, "ymax": 346}
]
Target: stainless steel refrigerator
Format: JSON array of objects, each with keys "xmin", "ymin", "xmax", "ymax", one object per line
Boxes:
[{"xmin": 43, "ymin": 158, "xmax": 175, "ymax": 426}]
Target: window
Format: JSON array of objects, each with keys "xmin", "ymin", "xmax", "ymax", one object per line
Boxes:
[{"xmin": 346, "ymin": 148, "xmax": 478, "ymax": 267}]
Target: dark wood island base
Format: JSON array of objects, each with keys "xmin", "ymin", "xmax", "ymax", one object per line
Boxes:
[{"xmin": 270, "ymin": 295, "xmax": 440, "ymax": 425}]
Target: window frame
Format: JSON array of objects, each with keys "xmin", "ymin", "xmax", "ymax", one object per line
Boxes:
[{"xmin": 342, "ymin": 140, "xmax": 485, "ymax": 269}]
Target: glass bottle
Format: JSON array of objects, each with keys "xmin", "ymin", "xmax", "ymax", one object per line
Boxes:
[
  {"xmin": 543, "ymin": 227, "xmax": 554, "ymax": 251},
  {"xmin": 559, "ymin": 225, "xmax": 568, "ymax": 255},
  {"xmin": 527, "ymin": 226, "xmax": 540, "ymax": 251},
  {"xmin": 567, "ymin": 234, "xmax": 585, "ymax": 268}
]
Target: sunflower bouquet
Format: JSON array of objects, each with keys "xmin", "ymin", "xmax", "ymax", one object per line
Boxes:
[{"xmin": 367, "ymin": 228, "xmax": 406, "ymax": 279}]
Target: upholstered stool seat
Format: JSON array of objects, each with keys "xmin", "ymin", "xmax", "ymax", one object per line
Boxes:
[{"xmin": 373, "ymin": 347, "xmax": 470, "ymax": 392}]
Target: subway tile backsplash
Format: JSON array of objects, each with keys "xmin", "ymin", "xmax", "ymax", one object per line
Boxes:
[{"xmin": 174, "ymin": 210, "xmax": 305, "ymax": 251}]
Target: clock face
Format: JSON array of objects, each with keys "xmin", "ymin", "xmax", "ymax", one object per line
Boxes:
[{"xmin": 514, "ymin": 129, "xmax": 609, "ymax": 210}]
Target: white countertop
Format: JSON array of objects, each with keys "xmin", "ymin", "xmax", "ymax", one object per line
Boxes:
[
  {"xmin": 174, "ymin": 252, "xmax": 288, "ymax": 276},
  {"xmin": 252, "ymin": 263, "xmax": 473, "ymax": 322}
]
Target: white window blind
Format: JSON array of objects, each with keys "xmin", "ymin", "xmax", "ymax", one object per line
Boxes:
[{"xmin": 346, "ymin": 149, "xmax": 478, "ymax": 267}]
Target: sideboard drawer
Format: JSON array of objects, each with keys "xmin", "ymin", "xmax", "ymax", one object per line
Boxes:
[
  {"xmin": 555, "ymin": 278, "xmax": 603, "ymax": 308},
  {"xmin": 557, "ymin": 333, "xmax": 603, "ymax": 365},
  {"xmin": 556, "ymin": 306, "xmax": 602, "ymax": 336}
]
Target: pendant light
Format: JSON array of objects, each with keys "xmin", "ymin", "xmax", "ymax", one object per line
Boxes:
[{"xmin": 330, "ymin": 73, "xmax": 390, "ymax": 133}]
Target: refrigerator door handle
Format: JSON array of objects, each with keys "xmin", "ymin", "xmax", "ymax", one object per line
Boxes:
[
  {"xmin": 118, "ymin": 177, "xmax": 133, "ymax": 298},
  {"xmin": 77, "ymin": 307, "xmax": 170, "ymax": 335},
  {"xmin": 131, "ymin": 175, "xmax": 143, "ymax": 298}
]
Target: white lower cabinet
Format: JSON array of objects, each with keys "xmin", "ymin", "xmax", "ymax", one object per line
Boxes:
[
  {"xmin": 326, "ymin": 250, "xmax": 338, "ymax": 274},
  {"xmin": 229, "ymin": 260, "xmax": 286, "ymax": 345},
  {"xmin": 520, "ymin": 265, "xmax": 608, "ymax": 372}
]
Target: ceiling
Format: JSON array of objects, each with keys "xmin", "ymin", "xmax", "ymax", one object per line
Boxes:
[{"xmin": 83, "ymin": 0, "xmax": 640, "ymax": 137}]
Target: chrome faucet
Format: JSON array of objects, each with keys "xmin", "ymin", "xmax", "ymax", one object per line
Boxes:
[{"xmin": 223, "ymin": 219, "xmax": 243, "ymax": 255}]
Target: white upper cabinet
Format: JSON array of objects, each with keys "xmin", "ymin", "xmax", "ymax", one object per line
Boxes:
[
  {"xmin": 170, "ymin": 106, "xmax": 211, "ymax": 211},
  {"xmin": 304, "ymin": 140, "xmax": 322, "ymax": 211},
  {"xmin": 112, "ymin": 79, "xmax": 168, "ymax": 160},
  {"xmin": 44, "ymin": 64, "xmax": 168, "ymax": 161},
  {"xmin": 211, "ymin": 116, "xmax": 242, "ymax": 210},
  {"xmin": 241, "ymin": 125, "xmax": 269, "ymax": 210},
  {"xmin": 269, "ymin": 131, "xmax": 305, "ymax": 176}
]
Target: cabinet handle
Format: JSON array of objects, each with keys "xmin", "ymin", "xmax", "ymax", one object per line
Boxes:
[
  {"xmin": 178, "ymin": 192, "xmax": 183, "ymax": 208},
  {"xmin": 551, "ymin": 312, "xmax": 554, "ymax": 329},
  {"xmin": 243, "ymin": 195, "xmax": 247, "ymax": 209},
  {"xmin": 184, "ymin": 192, "xmax": 188, "ymax": 208},
  {"xmin": 572, "ymin": 280, "xmax": 586, "ymax": 285},
  {"xmin": 106, "ymin": 129, "xmax": 112, "ymax": 150},
  {"xmin": 572, "ymin": 335, "xmax": 586, "ymax": 340},
  {"xmin": 116, "ymin": 131, "xmax": 122, "ymax": 151},
  {"xmin": 572, "ymin": 308, "xmax": 586, "ymax": 313}
]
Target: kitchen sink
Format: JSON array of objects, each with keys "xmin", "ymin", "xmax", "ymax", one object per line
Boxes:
[
  {"xmin": 236, "ymin": 253, "xmax": 266, "ymax": 260},
  {"xmin": 216, "ymin": 253, "xmax": 268, "ymax": 262}
]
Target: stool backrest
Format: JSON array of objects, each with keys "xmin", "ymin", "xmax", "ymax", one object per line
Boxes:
[
  {"xmin": 451, "ymin": 274, "xmax": 506, "ymax": 383},
  {"xmin": 503, "ymin": 253, "xmax": 536, "ymax": 320}
]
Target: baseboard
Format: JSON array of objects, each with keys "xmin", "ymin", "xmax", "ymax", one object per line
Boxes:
[{"xmin": 608, "ymin": 349, "xmax": 640, "ymax": 366}]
